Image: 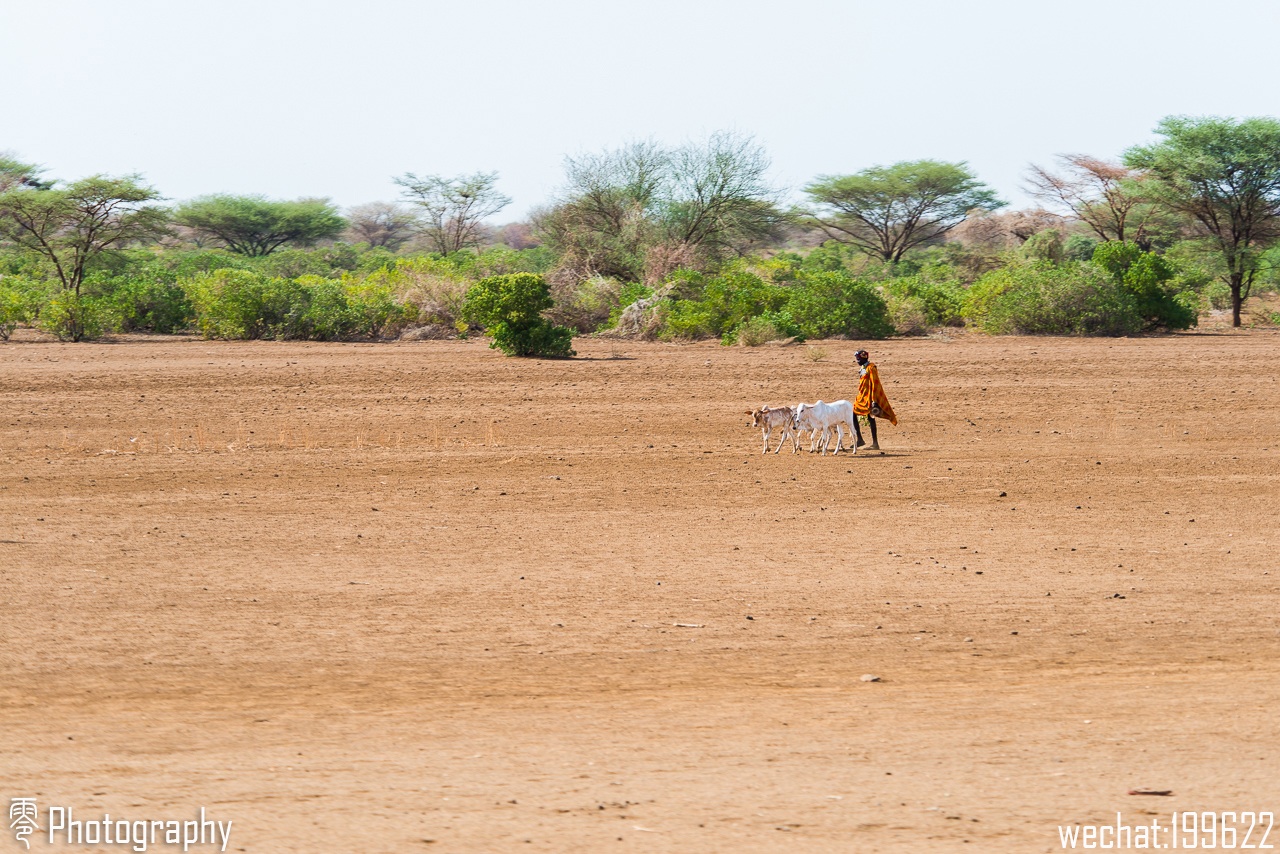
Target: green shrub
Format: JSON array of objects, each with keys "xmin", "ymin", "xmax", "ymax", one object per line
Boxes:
[
  {"xmin": 316, "ymin": 243, "xmax": 362, "ymax": 272},
  {"xmin": 662, "ymin": 299, "xmax": 718, "ymax": 340},
  {"xmin": 0, "ymin": 248, "xmax": 43, "ymax": 277},
  {"xmin": 153, "ymin": 245, "xmax": 399, "ymax": 281},
  {"xmin": 294, "ymin": 275, "xmax": 357, "ymax": 340},
  {"xmin": 655, "ymin": 266, "xmax": 896, "ymax": 341},
  {"xmin": 760, "ymin": 308, "xmax": 802, "ymax": 340},
  {"xmin": 964, "ymin": 262, "xmax": 1142, "ymax": 336},
  {"xmin": 1022, "ymin": 230, "xmax": 1065, "ymax": 264},
  {"xmin": 0, "ymin": 276, "xmax": 45, "ymax": 340},
  {"xmin": 0, "ymin": 286, "xmax": 22, "ymax": 340},
  {"xmin": 353, "ymin": 247, "xmax": 399, "ymax": 275},
  {"xmin": 958, "ymin": 270, "xmax": 1007, "ymax": 330},
  {"xmin": 461, "ymin": 272, "xmax": 575, "ymax": 357},
  {"xmin": 472, "ymin": 246, "xmax": 557, "ymax": 277},
  {"xmin": 248, "ymin": 276, "xmax": 308, "ymax": 338},
  {"xmin": 252, "ymin": 248, "xmax": 336, "ymax": 280},
  {"xmin": 438, "ymin": 246, "xmax": 556, "ymax": 280},
  {"xmin": 800, "ymin": 242, "xmax": 858, "ymax": 274},
  {"xmin": 106, "ymin": 276, "xmax": 194, "ymax": 333},
  {"xmin": 882, "ymin": 273, "xmax": 965, "ymax": 327},
  {"xmin": 1162, "ymin": 265, "xmax": 1213, "ymax": 311},
  {"xmin": 38, "ymin": 291, "xmax": 120, "ymax": 341},
  {"xmin": 730, "ymin": 314, "xmax": 786, "ymax": 346},
  {"xmin": 160, "ymin": 249, "xmax": 251, "ymax": 280},
  {"xmin": 341, "ymin": 274, "xmax": 416, "ymax": 338},
  {"xmin": 657, "ymin": 269, "xmax": 789, "ymax": 341},
  {"xmin": 724, "ymin": 308, "xmax": 801, "ymax": 346},
  {"xmin": 1203, "ymin": 279, "xmax": 1232, "ymax": 310},
  {"xmin": 753, "ymin": 253, "xmax": 803, "ymax": 283},
  {"xmin": 784, "ymin": 271, "xmax": 894, "ymax": 339},
  {"xmin": 1063, "ymin": 234, "xmax": 1100, "ymax": 262},
  {"xmin": 361, "ymin": 257, "xmax": 470, "ymax": 327},
  {"xmin": 184, "ymin": 269, "xmax": 303, "ymax": 339},
  {"xmin": 883, "ymin": 291, "xmax": 929, "ymax": 336},
  {"xmin": 1091, "ymin": 242, "xmax": 1197, "ymax": 330},
  {"xmin": 699, "ymin": 270, "xmax": 790, "ymax": 335},
  {"xmin": 184, "ymin": 269, "xmax": 414, "ymax": 340}
]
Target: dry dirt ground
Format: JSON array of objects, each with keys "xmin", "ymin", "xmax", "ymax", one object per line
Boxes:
[{"xmin": 2, "ymin": 331, "xmax": 1279, "ymax": 853}]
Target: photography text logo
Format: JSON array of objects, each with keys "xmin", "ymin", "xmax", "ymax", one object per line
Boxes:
[
  {"xmin": 1058, "ymin": 810, "xmax": 1274, "ymax": 849},
  {"xmin": 9, "ymin": 799, "xmax": 231, "ymax": 852}
]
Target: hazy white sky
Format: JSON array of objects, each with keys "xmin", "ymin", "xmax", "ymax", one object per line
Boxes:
[{"xmin": 3, "ymin": 0, "xmax": 1279, "ymax": 220}]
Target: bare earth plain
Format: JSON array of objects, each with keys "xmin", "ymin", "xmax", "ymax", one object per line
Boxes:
[{"xmin": 2, "ymin": 332, "xmax": 1279, "ymax": 854}]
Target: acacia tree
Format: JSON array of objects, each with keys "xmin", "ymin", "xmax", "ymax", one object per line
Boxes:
[
  {"xmin": 393, "ymin": 171, "xmax": 511, "ymax": 256},
  {"xmin": 173, "ymin": 195, "xmax": 346, "ymax": 256},
  {"xmin": 802, "ymin": 160, "xmax": 1004, "ymax": 263},
  {"xmin": 344, "ymin": 201, "xmax": 418, "ymax": 250},
  {"xmin": 1025, "ymin": 154, "xmax": 1166, "ymax": 247},
  {"xmin": 1126, "ymin": 115, "xmax": 1280, "ymax": 326},
  {"xmin": 535, "ymin": 133, "xmax": 784, "ymax": 283},
  {"xmin": 0, "ymin": 174, "xmax": 169, "ymax": 340},
  {"xmin": 0, "ymin": 154, "xmax": 51, "ymax": 192}
]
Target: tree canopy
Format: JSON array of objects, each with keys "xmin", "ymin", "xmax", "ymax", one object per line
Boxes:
[
  {"xmin": 394, "ymin": 172, "xmax": 510, "ymax": 256},
  {"xmin": 535, "ymin": 133, "xmax": 784, "ymax": 283},
  {"xmin": 173, "ymin": 195, "xmax": 346, "ymax": 256},
  {"xmin": 1125, "ymin": 115, "xmax": 1280, "ymax": 326},
  {"xmin": 803, "ymin": 160, "xmax": 1005, "ymax": 263},
  {"xmin": 0, "ymin": 154, "xmax": 52, "ymax": 192},
  {"xmin": 533, "ymin": 140, "xmax": 667, "ymax": 281},
  {"xmin": 1025, "ymin": 154, "xmax": 1166, "ymax": 247},
  {"xmin": 344, "ymin": 201, "xmax": 419, "ymax": 251},
  {"xmin": 0, "ymin": 173, "xmax": 169, "ymax": 339}
]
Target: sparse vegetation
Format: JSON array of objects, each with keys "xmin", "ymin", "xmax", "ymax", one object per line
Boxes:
[
  {"xmin": 804, "ymin": 345, "xmax": 829, "ymax": 362},
  {"xmin": 3, "ymin": 115, "xmax": 1280, "ymax": 342}
]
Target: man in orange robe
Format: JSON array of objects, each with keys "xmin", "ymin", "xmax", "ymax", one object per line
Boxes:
[{"xmin": 852, "ymin": 349, "xmax": 896, "ymax": 451}]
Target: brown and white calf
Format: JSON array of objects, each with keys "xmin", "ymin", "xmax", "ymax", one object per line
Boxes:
[{"xmin": 747, "ymin": 406, "xmax": 800, "ymax": 454}]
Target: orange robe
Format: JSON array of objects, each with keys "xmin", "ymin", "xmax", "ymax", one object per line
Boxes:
[{"xmin": 853, "ymin": 362, "xmax": 897, "ymax": 426}]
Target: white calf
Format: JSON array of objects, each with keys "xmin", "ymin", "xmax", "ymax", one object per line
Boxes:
[
  {"xmin": 791, "ymin": 403, "xmax": 824, "ymax": 452},
  {"xmin": 793, "ymin": 399, "xmax": 857, "ymax": 455},
  {"xmin": 747, "ymin": 406, "xmax": 800, "ymax": 454}
]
